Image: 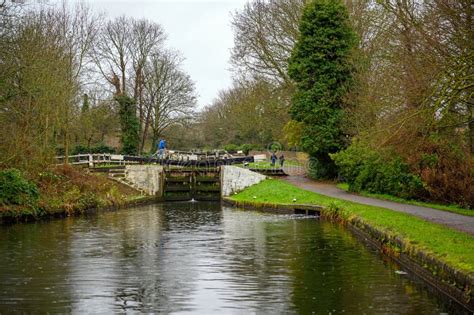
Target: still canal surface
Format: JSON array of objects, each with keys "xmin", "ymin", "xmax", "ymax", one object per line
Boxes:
[{"xmin": 0, "ymin": 202, "xmax": 462, "ymax": 313}]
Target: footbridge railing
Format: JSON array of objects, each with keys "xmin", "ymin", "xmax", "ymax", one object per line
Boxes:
[{"xmin": 55, "ymin": 153, "xmax": 254, "ymax": 167}]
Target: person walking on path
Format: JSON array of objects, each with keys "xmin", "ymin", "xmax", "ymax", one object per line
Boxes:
[
  {"xmin": 270, "ymin": 152, "xmax": 277, "ymax": 167},
  {"xmin": 279, "ymin": 154, "xmax": 285, "ymax": 168}
]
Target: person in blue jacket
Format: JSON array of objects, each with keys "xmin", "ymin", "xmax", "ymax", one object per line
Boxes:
[{"xmin": 157, "ymin": 139, "xmax": 167, "ymax": 159}]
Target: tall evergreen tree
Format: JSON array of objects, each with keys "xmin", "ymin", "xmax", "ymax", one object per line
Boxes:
[
  {"xmin": 116, "ymin": 95, "xmax": 140, "ymax": 155},
  {"xmin": 288, "ymin": 0, "xmax": 356, "ymax": 178}
]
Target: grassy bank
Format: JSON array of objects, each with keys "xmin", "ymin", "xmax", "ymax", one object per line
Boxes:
[
  {"xmin": 230, "ymin": 179, "xmax": 474, "ymax": 275},
  {"xmin": 0, "ymin": 165, "xmax": 143, "ymax": 221},
  {"xmin": 336, "ymin": 183, "xmax": 473, "ymax": 217}
]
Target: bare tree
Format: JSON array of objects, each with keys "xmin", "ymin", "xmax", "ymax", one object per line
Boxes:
[
  {"xmin": 231, "ymin": 0, "xmax": 304, "ymax": 86},
  {"xmin": 142, "ymin": 50, "xmax": 197, "ymax": 152},
  {"xmin": 93, "ymin": 16, "xmax": 132, "ymax": 95},
  {"xmin": 128, "ymin": 19, "xmax": 166, "ymax": 144},
  {"xmin": 93, "ymin": 16, "xmax": 166, "ymax": 98}
]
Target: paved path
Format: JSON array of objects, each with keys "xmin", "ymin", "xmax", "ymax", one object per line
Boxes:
[{"xmin": 284, "ymin": 176, "xmax": 474, "ymax": 236}]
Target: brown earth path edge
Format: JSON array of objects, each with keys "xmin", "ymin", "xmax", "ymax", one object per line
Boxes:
[{"xmin": 222, "ymin": 197, "xmax": 474, "ymax": 313}]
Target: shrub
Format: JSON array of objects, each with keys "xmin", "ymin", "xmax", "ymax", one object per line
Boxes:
[
  {"xmin": 56, "ymin": 146, "xmax": 65, "ymax": 156},
  {"xmin": 239, "ymin": 144, "xmax": 253, "ymax": 155},
  {"xmin": 72, "ymin": 145, "xmax": 89, "ymax": 155},
  {"xmin": 0, "ymin": 169, "xmax": 39, "ymax": 207},
  {"xmin": 72, "ymin": 144, "xmax": 116, "ymax": 155},
  {"xmin": 331, "ymin": 142, "xmax": 425, "ymax": 199},
  {"xmin": 224, "ymin": 144, "xmax": 239, "ymax": 153},
  {"xmin": 415, "ymin": 140, "xmax": 474, "ymax": 208},
  {"xmin": 91, "ymin": 144, "xmax": 115, "ymax": 154}
]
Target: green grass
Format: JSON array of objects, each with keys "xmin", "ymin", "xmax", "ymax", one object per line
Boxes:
[
  {"xmin": 230, "ymin": 179, "xmax": 474, "ymax": 274},
  {"xmin": 336, "ymin": 183, "xmax": 473, "ymax": 217}
]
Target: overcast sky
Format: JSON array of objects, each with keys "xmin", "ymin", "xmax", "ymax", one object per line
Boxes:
[{"xmin": 73, "ymin": 0, "xmax": 248, "ymax": 107}]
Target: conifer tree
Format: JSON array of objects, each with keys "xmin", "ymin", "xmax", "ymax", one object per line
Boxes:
[
  {"xmin": 288, "ymin": 0, "xmax": 356, "ymax": 178},
  {"xmin": 116, "ymin": 95, "xmax": 140, "ymax": 155}
]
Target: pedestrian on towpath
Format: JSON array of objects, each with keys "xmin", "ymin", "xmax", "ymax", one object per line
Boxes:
[
  {"xmin": 279, "ymin": 154, "xmax": 285, "ymax": 168},
  {"xmin": 271, "ymin": 152, "xmax": 277, "ymax": 167}
]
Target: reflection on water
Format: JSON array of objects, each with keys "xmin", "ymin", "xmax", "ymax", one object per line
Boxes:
[{"xmin": 0, "ymin": 202, "xmax": 463, "ymax": 313}]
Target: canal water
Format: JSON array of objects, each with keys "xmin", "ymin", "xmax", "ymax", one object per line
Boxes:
[{"xmin": 0, "ymin": 202, "xmax": 463, "ymax": 313}]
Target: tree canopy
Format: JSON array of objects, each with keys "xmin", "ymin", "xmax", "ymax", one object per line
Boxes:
[{"xmin": 288, "ymin": 0, "xmax": 356, "ymax": 178}]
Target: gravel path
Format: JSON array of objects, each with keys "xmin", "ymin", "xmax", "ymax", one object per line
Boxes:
[{"xmin": 284, "ymin": 176, "xmax": 474, "ymax": 236}]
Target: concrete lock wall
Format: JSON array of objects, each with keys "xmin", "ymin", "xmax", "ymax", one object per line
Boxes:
[
  {"xmin": 125, "ymin": 165, "xmax": 164, "ymax": 196},
  {"xmin": 221, "ymin": 166, "xmax": 266, "ymax": 197}
]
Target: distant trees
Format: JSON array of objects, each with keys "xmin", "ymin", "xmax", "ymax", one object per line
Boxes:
[
  {"xmin": 0, "ymin": 2, "xmax": 197, "ymax": 171},
  {"xmin": 0, "ymin": 3, "xmax": 100, "ymax": 169},
  {"xmin": 93, "ymin": 16, "xmax": 195, "ymax": 154},
  {"xmin": 224, "ymin": 0, "xmax": 304, "ymax": 150},
  {"xmin": 200, "ymin": 80, "xmax": 289, "ymax": 149},
  {"xmin": 288, "ymin": 0, "xmax": 356, "ymax": 178},
  {"xmin": 231, "ymin": 0, "xmax": 304, "ymax": 87}
]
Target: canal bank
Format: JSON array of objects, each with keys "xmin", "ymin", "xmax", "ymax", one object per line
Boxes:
[
  {"xmin": 225, "ymin": 179, "xmax": 474, "ymax": 312},
  {"xmin": 2, "ymin": 165, "xmax": 472, "ymax": 311},
  {"xmin": 0, "ymin": 165, "xmax": 154, "ymax": 224},
  {"xmin": 0, "ymin": 164, "xmax": 265, "ymax": 224},
  {"xmin": 0, "ymin": 202, "xmax": 467, "ymax": 313}
]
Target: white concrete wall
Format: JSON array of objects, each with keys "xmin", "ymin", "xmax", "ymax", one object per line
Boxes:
[
  {"xmin": 125, "ymin": 165, "xmax": 163, "ymax": 196},
  {"xmin": 221, "ymin": 166, "xmax": 266, "ymax": 197}
]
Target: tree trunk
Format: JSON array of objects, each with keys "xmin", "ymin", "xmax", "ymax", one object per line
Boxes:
[
  {"xmin": 64, "ymin": 130, "xmax": 69, "ymax": 164},
  {"xmin": 470, "ymin": 99, "xmax": 474, "ymax": 154}
]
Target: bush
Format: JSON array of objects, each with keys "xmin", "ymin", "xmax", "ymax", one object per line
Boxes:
[
  {"xmin": 224, "ymin": 144, "xmax": 239, "ymax": 153},
  {"xmin": 239, "ymin": 144, "xmax": 253, "ymax": 155},
  {"xmin": 71, "ymin": 144, "xmax": 116, "ymax": 155},
  {"xmin": 331, "ymin": 142, "xmax": 425, "ymax": 199},
  {"xmin": 415, "ymin": 139, "xmax": 474, "ymax": 208},
  {"xmin": 71, "ymin": 145, "xmax": 89, "ymax": 155},
  {"xmin": 90, "ymin": 144, "xmax": 115, "ymax": 154},
  {"xmin": 0, "ymin": 169, "xmax": 39, "ymax": 207},
  {"xmin": 56, "ymin": 146, "xmax": 65, "ymax": 156}
]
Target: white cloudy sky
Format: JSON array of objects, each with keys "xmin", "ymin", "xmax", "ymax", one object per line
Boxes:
[{"xmin": 63, "ymin": 0, "xmax": 249, "ymax": 107}]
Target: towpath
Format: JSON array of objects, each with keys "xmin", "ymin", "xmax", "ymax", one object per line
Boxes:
[{"xmin": 283, "ymin": 175, "xmax": 474, "ymax": 236}]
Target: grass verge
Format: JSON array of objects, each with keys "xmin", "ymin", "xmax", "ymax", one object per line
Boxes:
[
  {"xmin": 336, "ymin": 183, "xmax": 473, "ymax": 217},
  {"xmin": 230, "ymin": 179, "xmax": 474, "ymax": 275}
]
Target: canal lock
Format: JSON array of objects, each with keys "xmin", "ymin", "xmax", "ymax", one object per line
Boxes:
[{"xmin": 163, "ymin": 167, "xmax": 221, "ymax": 202}]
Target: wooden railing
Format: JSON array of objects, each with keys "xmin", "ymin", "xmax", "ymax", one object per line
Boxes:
[
  {"xmin": 56, "ymin": 152, "xmax": 254, "ymax": 167},
  {"xmin": 55, "ymin": 154, "xmax": 135, "ymax": 167}
]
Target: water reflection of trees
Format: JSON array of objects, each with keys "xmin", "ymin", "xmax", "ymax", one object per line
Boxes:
[
  {"xmin": 220, "ymin": 208, "xmax": 446, "ymax": 314},
  {"xmin": 0, "ymin": 203, "xmax": 452, "ymax": 313},
  {"xmin": 69, "ymin": 203, "xmax": 225, "ymax": 313},
  {"xmin": 0, "ymin": 219, "xmax": 75, "ymax": 313}
]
